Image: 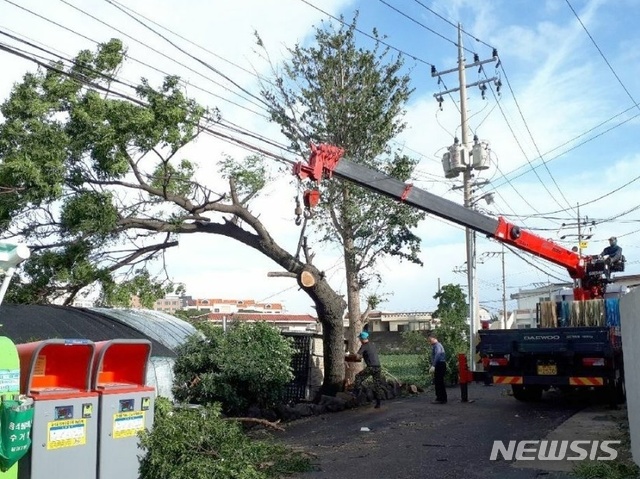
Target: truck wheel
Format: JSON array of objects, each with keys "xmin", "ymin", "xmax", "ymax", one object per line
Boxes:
[{"xmin": 512, "ymin": 385, "xmax": 543, "ymax": 402}]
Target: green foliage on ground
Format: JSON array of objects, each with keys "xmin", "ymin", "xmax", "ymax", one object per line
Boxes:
[
  {"xmin": 572, "ymin": 422, "xmax": 639, "ymax": 479},
  {"xmin": 172, "ymin": 322, "xmax": 295, "ymax": 415},
  {"xmin": 139, "ymin": 398, "xmax": 312, "ymax": 479},
  {"xmin": 380, "ymin": 354, "xmax": 426, "ymax": 387},
  {"xmin": 572, "ymin": 461, "xmax": 640, "ymax": 479}
]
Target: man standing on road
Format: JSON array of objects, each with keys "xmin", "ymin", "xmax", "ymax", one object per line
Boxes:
[
  {"xmin": 429, "ymin": 333, "xmax": 447, "ymax": 404},
  {"xmin": 352, "ymin": 331, "xmax": 384, "ymax": 409}
]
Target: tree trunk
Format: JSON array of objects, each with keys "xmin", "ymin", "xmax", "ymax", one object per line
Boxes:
[
  {"xmin": 343, "ymin": 243, "xmax": 364, "ymax": 383},
  {"xmin": 299, "ymin": 271, "xmax": 347, "ymax": 397},
  {"xmin": 345, "ymin": 266, "xmax": 363, "ymax": 351},
  {"xmin": 162, "ymin": 216, "xmax": 350, "ymax": 397}
]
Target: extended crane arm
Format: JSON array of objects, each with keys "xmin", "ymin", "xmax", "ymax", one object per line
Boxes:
[{"xmin": 294, "ymin": 144, "xmax": 584, "ymax": 280}]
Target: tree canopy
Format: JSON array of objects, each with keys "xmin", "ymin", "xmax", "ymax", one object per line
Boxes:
[
  {"xmin": 433, "ymin": 283, "xmax": 468, "ymax": 321},
  {"xmin": 259, "ymin": 15, "xmax": 425, "ymax": 350},
  {"xmin": 0, "ymin": 39, "xmax": 349, "ymax": 394},
  {"xmin": 431, "ymin": 283, "xmax": 469, "ymax": 384}
]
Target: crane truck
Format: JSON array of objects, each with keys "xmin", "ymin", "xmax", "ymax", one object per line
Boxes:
[{"xmin": 294, "ymin": 143, "xmax": 626, "ymax": 406}]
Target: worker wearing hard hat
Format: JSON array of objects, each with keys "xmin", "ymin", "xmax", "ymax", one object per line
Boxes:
[{"xmin": 352, "ymin": 331, "xmax": 384, "ymax": 409}]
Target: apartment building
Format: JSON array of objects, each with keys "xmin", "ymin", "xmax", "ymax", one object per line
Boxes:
[
  {"xmin": 152, "ymin": 295, "xmax": 284, "ymax": 315},
  {"xmin": 207, "ymin": 312, "xmax": 316, "ymax": 332},
  {"xmin": 153, "ymin": 295, "xmax": 184, "ymax": 314}
]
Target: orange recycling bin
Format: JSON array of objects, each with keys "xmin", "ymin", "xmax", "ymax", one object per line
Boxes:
[
  {"xmin": 91, "ymin": 340, "xmax": 155, "ymax": 479},
  {"xmin": 16, "ymin": 339, "xmax": 98, "ymax": 479}
]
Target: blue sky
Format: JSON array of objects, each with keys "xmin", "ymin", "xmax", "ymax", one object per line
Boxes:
[{"xmin": 1, "ymin": 0, "xmax": 639, "ymax": 315}]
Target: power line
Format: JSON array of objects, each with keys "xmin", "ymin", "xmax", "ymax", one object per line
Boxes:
[
  {"xmin": 104, "ymin": 0, "xmax": 275, "ymax": 87},
  {"xmin": 565, "ymin": 0, "xmax": 640, "ymax": 113},
  {"xmin": 504, "ymin": 171, "xmax": 640, "ymax": 218},
  {"xmin": 492, "ymin": 104, "xmax": 640, "ymax": 188},
  {"xmin": 0, "ymin": 40, "xmax": 295, "ymax": 167},
  {"xmin": 55, "ymin": 0, "xmax": 269, "ymax": 112},
  {"xmin": 473, "ymin": 65, "xmax": 572, "ymax": 215},
  {"xmin": 1, "ymin": 16, "xmax": 446, "ymax": 197},
  {"xmin": 0, "ymin": 0, "xmax": 271, "ymax": 119},
  {"xmin": 407, "ymin": 0, "xmax": 635, "ymax": 216},
  {"xmin": 504, "ymin": 245, "xmax": 568, "ymax": 282},
  {"xmin": 492, "ymin": 64, "xmax": 576, "ymax": 213},
  {"xmin": 107, "ymin": 0, "xmax": 460, "ymax": 190},
  {"xmin": 384, "ymin": 0, "xmax": 570, "ymax": 216},
  {"xmin": 377, "ymin": 0, "xmax": 457, "ymax": 48},
  {"xmin": 297, "ymin": 0, "xmax": 435, "ymax": 67},
  {"xmin": 0, "ymin": 29, "xmax": 288, "ymax": 154},
  {"xmin": 412, "ymin": 0, "xmax": 495, "ymax": 51},
  {"xmin": 1, "ymin": 38, "xmax": 450, "ymax": 208},
  {"xmin": 100, "ymin": 0, "xmax": 270, "ymax": 109}
]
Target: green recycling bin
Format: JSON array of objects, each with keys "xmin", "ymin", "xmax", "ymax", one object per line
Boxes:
[{"xmin": 0, "ymin": 337, "xmax": 33, "ymax": 479}]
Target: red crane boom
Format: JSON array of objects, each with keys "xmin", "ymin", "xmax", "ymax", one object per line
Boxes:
[{"xmin": 293, "ymin": 144, "xmax": 613, "ymax": 300}]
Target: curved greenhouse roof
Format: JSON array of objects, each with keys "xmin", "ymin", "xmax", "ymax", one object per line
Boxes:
[
  {"xmin": 89, "ymin": 307, "xmax": 199, "ymax": 351},
  {"xmin": 0, "ymin": 304, "xmax": 198, "ymax": 399},
  {"xmin": 0, "ymin": 304, "xmax": 176, "ymax": 358}
]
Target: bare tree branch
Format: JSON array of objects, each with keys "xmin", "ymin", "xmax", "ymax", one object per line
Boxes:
[
  {"xmin": 302, "ymin": 236, "xmax": 314, "ymax": 265},
  {"xmin": 267, "ymin": 272, "xmax": 297, "ymax": 278},
  {"xmin": 105, "ymin": 238, "xmax": 179, "ymax": 273}
]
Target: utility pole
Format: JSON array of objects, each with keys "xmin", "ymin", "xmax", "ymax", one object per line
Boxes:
[
  {"xmin": 432, "ymin": 24, "xmax": 498, "ymax": 371},
  {"xmin": 480, "ymin": 246, "xmax": 508, "ymax": 329},
  {"xmin": 559, "ymin": 202, "xmax": 595, "ymax": 253}
]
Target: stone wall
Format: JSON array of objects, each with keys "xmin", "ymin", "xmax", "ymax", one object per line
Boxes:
[{"xmin": 368, "ymin": 330, "xmax": 430, "ymax": 353}]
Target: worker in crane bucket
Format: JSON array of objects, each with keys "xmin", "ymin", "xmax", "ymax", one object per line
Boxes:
[{"xmin": 601, "ymin": 237, "xmax": 623, "ymax": 267}]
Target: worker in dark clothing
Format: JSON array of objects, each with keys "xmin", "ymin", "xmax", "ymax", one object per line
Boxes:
[
  {"xmin": 429, "ymin": 333, "xmax": 447, "ymax": 404},
  {"xmin": 601, "ymin": 237, "xmax": 623, "ymax": 265},
  {"xmin": 352, "ymin": 331, "xmax": 384, "ymax": 408}
]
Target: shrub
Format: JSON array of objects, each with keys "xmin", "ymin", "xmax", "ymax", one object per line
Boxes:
[
  {"xmin": 400, "ymin": 330, "xmax": 429, "ymax": 354},
  {"xmin": 139, "ymin": 398, "xmax": 312, "ymax": 479},
  {"xmin": 173, "ymin": 322, "xmax": 295, "ymax": 415},
  {"xmin": 427, "ymin": 315, "xmax": 469, "ymax": 386}
]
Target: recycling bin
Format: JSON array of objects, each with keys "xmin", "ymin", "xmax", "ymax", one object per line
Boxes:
[
  {"xmin": 92, "ymin": 340, "xmax": 155, "ymax": 479},
  {"xmin": 17, "ymin": 339, "xmax": 98, "ymax": 479},
  {"xmin": 0, "ymin": 337, "xmax": 33, "ymax": 479}
]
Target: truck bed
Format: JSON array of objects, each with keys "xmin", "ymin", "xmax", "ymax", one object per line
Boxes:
[{"xmin": 478, "ymin": 326, "xmax": 621, "ymax": 357}]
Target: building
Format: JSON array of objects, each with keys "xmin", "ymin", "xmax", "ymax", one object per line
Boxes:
[
  {"xmin": 206, "ymin": 312, "xmax": 317, "ymax": 332},
  {"xmin": 186, "ymin": 298, "xmax": 283, "ymax": 314},
  {"xmin": 152, "ymin": 295, "xmax": 284, "ymax": 315},
  {"xmin": 511, "ymin": 274, "xmax": 640, "ymax": 329},
  {"xmin": 355, "ymin": 311, "xmax": 437, "ymax": 332},
  {"xmin": 153, "ymin": 294, "xmax": 185, "ymax": 314}
]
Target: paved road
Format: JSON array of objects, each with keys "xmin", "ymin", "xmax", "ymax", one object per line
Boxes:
[{"xmin": 272, "ymin": 383, "xmax": 619, "ymax": 479}]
